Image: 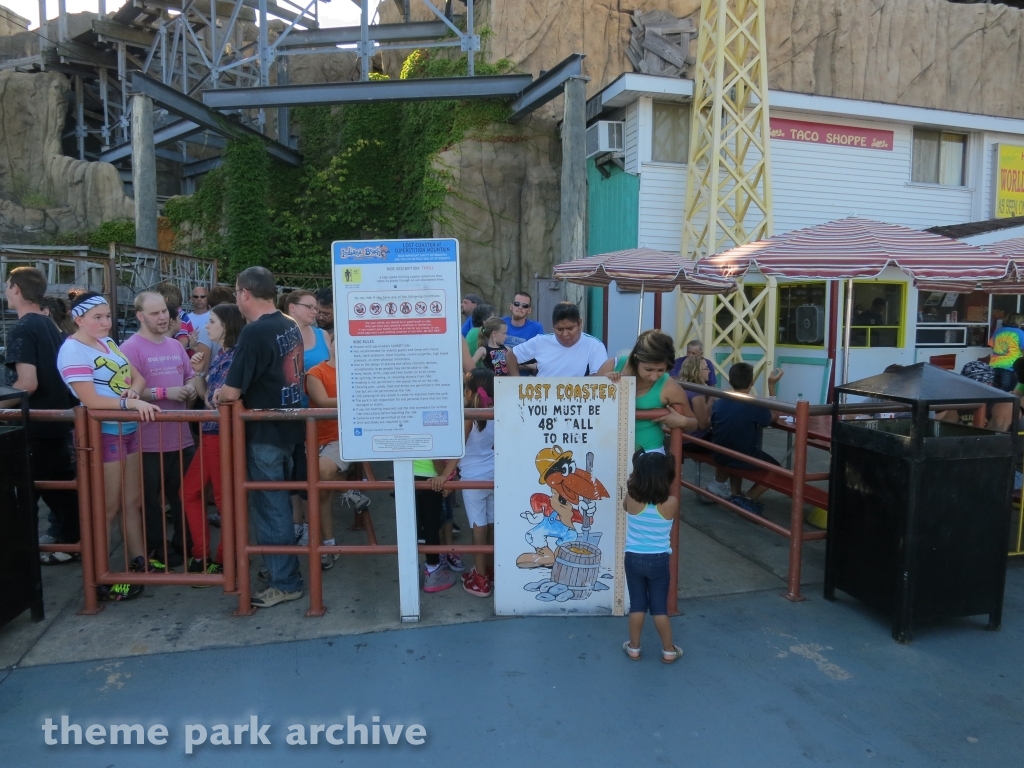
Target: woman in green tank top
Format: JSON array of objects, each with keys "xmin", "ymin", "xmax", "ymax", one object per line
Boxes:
[{"xmin": 596, "ymin": 330, "xmax": 698, "ymax": 452}]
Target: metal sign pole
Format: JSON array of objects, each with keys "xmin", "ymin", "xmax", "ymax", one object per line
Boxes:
[{"xmin": 394, "ymin": 460, "xmax": 420, "ymax": 622}]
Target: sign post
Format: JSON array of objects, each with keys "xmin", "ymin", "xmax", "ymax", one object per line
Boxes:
[
  {"xmin": 493, "ymin": 377, "xmax": 635, "ymax": 616},
  {"xmin": 332, "ymin": 238, "xmax": 465, "ymax": 622}
]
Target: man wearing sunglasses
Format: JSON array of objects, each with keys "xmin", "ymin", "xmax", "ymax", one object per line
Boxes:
[
  {"xmin": 189, "ymin": 285, "xmax": 211, "ymax": 340},
  {"xmin": 502, "ymin": 291, "xmax": 544, "ymax": 376}
]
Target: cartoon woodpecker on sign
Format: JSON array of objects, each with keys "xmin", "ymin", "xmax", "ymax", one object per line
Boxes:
[{"xmin": 516, "ymin": 446, "xmax": 610, "ymax": 569}]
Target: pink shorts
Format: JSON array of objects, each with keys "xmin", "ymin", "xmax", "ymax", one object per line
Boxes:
[{"xmin": 101, "ymin": 430, "xmax": 140, "ymax": 463}]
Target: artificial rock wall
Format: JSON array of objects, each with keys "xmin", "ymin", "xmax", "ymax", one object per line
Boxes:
[{"xmin": 0, "ymin": 69, "xmax": 134, "ymax": 243}]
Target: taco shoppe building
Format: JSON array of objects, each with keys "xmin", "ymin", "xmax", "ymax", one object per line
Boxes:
[{"xmin": 586, "ymin": 73, "xmax": 1024, "ymax": 400}]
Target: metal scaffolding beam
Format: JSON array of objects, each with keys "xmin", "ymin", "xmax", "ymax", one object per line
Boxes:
[
  {"xmin": 678, "ymin": 0, "xmax": 776, "ymax": 390},
  {"xmin": 131, "ymin": 72, "xmax": 302, "ymax": 166},
  {"xmin": 508, "ymin": 53, "xmax": 586, "ymax": 122},
  {"xmin": 183, "ymin": 156, "xmax": 224, "ymax": 177},
  {"xmin": 99, "ymin": 119, "xmax": 203, "ymax": 162},
  {"xmin": 201, "ymin": 74, "xmax": 535, "ymax": 109},
  {"xmin": 276, "ymin": 21, "xmax": 449, "ymax": 48}
]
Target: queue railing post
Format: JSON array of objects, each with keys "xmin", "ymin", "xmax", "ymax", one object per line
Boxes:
[
  {"xmin": 305, "ymin": 416, "xmax": 326, "ymax": 617},
  {"xmin": 217, "ymin": 403, "xmax": 237, "ymax": 594},
  {"xmin": 232, "ymin": 401, "xmax": 256, "ymax": 616},
  {"xmin": 86, "ymin": 412, "xmax": 109, "ymax": 585},
  {"xmin": 784, "ymin": 399, "xmax": 810, "ymax": 602},
  {"xmin": 72, "ymin": 406, "xmax": 101, "ymax": 614},
  {"xmin": 667, "ymin": 421, "xmax": 684, "ymax": 617}
]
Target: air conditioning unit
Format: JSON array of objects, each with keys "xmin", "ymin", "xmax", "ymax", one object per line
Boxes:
[
  {"xmin": 795, "ymin": 304, "xmax": 825, "ymax": 344},
  {"xmin": 586, "ymin": 121, "xmax": 624, "ymax": 158}
]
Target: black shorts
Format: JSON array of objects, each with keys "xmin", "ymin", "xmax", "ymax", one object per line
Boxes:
[{"xmin": 714, "ymin": 447, "xmax": 780, "ymax": 472}]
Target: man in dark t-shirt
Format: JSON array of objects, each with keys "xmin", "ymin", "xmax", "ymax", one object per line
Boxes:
[
  {"xmin": 2, "ymin": 267, "xmax": 80, "ymax": 553},
  {"xmin": 217, "ymin": 266, "xmax": 304, "ymax": 609}
]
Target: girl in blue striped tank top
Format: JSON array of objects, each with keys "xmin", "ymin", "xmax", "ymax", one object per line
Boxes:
[{"xmin": 622, "ymin": 449, "xmax": 683, "ymax": 663}]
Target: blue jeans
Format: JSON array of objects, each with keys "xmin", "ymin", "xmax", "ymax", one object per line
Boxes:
[
  {"xmin": 993, "ymin": 367, "xmax": 1017, "ymax": 392},
  {"xmin": 248, "ymin": 442, "xmax": 302, "ymax": 593},
  {"xmin": 624, "ymin": 552, "xmax": 671, "ymax": 615}
]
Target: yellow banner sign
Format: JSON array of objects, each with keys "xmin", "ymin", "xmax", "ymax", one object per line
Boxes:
[{"xmin": 996, "ymin": 144, "xmax": 1024, "ymax": 218}]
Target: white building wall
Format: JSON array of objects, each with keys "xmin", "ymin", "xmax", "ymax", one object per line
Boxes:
[
  {"xmin": 623, "ymin": 102, "xmax": 640, "ymax": 175},
  {"xmin": 769, "ymin": 111, "xmax": 975, "ymax": 233},
  {"xmin": 638, "ymin": 163, "xmax": 686, "ymax": 250}
]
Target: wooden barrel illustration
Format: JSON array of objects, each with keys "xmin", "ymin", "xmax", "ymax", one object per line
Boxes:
[{"xmin": 552, "ymin": 541, "xmax": 602, "ymax": 599}]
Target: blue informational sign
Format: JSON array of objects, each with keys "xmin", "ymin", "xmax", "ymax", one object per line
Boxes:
[{"xmin": 331, "ymin": 238, "xmax": 465, "ymax": 462}]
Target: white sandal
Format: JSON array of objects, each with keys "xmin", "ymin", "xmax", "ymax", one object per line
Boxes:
[
  {"xmin": 622, "ymin": 641, "xmax": 641, "ymax": 660},
  {"xmin": 662, "ymin": 645, "xmax": 684, "ymax": 664}
]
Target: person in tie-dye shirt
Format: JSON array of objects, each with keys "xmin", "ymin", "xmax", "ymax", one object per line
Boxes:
[{"xmin": 989, "ymin": 313, "xmax": 1024, "ymax": 392}]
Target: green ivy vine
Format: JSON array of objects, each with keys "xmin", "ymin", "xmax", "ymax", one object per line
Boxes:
[{"xmin": 166, "ymin": 45, "xmax": 517, "ymax": 280}]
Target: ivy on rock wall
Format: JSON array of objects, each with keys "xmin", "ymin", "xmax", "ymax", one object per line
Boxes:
[{"xmin": 167, "ymin": 48, "xmax": 514, "ymax": 280}]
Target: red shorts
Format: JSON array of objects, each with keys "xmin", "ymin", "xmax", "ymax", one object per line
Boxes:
[{"xmin": 101, "ymin": 430, "xmax": 140, "ymax": 463}]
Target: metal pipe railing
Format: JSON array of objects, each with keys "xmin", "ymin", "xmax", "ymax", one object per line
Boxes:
[{"xmin": 5, "ymin": 394, "xmax": 830, "ymax": 616}]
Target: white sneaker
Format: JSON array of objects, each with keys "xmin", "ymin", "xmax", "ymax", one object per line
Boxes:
[
  {"xmin": 340, "ymin": 490, "xmax": 371, "ymax": 512},
  {"xmin": 704, "ymin": 478, "xmax": 732, "ymax": 499}
]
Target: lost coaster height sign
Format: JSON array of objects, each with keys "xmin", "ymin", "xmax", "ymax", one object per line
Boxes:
[{"xmin": 332, "ymin": 238, "xmax": 465, "ymax": 462}]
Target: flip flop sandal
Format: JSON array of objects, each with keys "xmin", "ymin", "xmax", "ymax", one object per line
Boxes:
[
  {"xmin": 623, "ymin": 641, "xmax": 641, "ymax": 660},
  {"xmin": 662, "ymin": 645, "xmax": 684, "ymax": 664}
]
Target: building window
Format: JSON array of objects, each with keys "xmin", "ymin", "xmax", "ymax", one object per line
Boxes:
[
  {"xmin": 850, "ymin": 283, "xmax": 904, "ymax": 348},
  {"xmin": 652, "ymin": 102, "xmax": 690, "ymax": 164},
  {"xmin": 916, "ymin": 290, "xmax": 990, "ymax": 347},
  {"xmin": 777, "ymin": 283, "xmax": 827, "ymax": 346},
  {"xmin": 911, "ymin": 128, "xmax": 967, "ymax": 186}
]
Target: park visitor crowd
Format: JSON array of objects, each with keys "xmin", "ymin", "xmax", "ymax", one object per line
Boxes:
[{"xmin": 5, "ymin": 268, "xmax": 1024, "ymax": 657}]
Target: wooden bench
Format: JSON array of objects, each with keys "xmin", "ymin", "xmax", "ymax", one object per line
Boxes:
[{"xmin": 683, "ymin": 447, "xmax": 830, "ymax": 510}]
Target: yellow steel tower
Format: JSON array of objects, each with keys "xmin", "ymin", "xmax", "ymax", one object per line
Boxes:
[{"xmin": 678, "ymin": 0, "xmax": 775, "ymax": 388}]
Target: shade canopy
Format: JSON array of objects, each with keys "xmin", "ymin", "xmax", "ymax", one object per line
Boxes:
[
  {"xmin": 554, "ymin": 248, "xmax": 737, "ymax": 294},
  {"xmin": 696, "ymin": 217, "xmax": 1013, "ymax": 283},
  {"xmin": 836, "ymin": 362, "xmax": 1014, "ymax": 405},
  {"xmin": 915, "ymin": 237, "xmax": 1024, "ymax": 293}
]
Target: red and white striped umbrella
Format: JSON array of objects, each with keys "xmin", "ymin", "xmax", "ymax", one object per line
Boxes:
[
  {"xmin": 696, "ymin": 217, "xmax": 1013, "ymax": 283},
  {"xmin": 915, "ymin": 235, "xmax": 1024, "ymax": 293},
  {"xmin": 554, "ymin": 248, "xmax": 737, "ymax": 294}
]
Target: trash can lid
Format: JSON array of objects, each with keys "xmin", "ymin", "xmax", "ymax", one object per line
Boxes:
[{"xmin": 835, "ymin": 362, "xmax": 1016, "ymax": 405}]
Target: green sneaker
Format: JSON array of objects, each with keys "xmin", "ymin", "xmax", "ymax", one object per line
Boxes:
[
  {"xmin": 132, "ymin": 555, "xmax": 169, "ymax": 573},
  {"xmin": 187, "ymin": 558, "xmax": 223, "ymax": 588},
  {"xmin": 97, "ymin": 582, "xmax": 144, "ymax": 601}
]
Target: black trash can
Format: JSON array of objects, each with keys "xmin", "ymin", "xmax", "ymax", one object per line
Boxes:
[
  {"xmin": 0, "ymin": 385, "xmax": 44, "ymax": 629},
  {"xmin": 825, "ymin": 363, "xmax": 1015, "ymax": 643}
]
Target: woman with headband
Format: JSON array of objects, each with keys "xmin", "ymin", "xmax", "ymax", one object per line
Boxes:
[{"xmin": 57, "ymin": 290, "xmax": 160, "ymax": 601}]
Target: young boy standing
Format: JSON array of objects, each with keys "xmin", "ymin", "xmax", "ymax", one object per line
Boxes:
[{"xmin": 706, "ymin": 363, "xmax": 784, "ymax": 516}]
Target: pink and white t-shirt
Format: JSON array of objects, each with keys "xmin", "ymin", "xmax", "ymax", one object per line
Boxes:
[
  {"xmin": 57, "ymin": 336, "xmax": 137, "ymax": 436},
  {"xmin": 121, "ymin": 333, "xmax": 195, "ymax": 453}
]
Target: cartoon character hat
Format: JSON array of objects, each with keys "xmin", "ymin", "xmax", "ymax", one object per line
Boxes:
[{"xmin": 535, "ymin": 445, "xmax": 573, "ymax": 484}]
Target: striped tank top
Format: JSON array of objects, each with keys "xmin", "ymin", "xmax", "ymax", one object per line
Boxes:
[{"xmin": 624, "ymin": 503, "xmax": 674, "ymax": 554}]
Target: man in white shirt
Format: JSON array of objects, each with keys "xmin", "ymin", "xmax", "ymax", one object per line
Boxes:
[
  {"xmin": 508, "ymin": 302, "xmax": 608, "ymax": 377},
  {"xmin": 188, "ymin": 285, "xmax": 210, "ymax": 334}
]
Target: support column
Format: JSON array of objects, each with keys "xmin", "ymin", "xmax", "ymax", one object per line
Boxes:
[
  {"xmin": 131, "ymin": 94, "xmax": 158, "ymax": 250},
  {"xmin": 358, "ymin": 0, "xmax": 371, "ymax": 82},
  {"xmin": 74, "ymin": 75, "xmax": 85, "ymax": 160},
  {"xmin": 559, "ymin": 76, "xmax": 588, "ymax": 308},
  {"xmin": 277, "ymin": 57, "xmax": 290, "ymax": 147},
  {"xmin": 57, "ymin": 0, "xmax": 67, "ymax": 42},
  {"xmin": 38, "ymin": 0, "xmax": 48, "ymax": 44}
]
